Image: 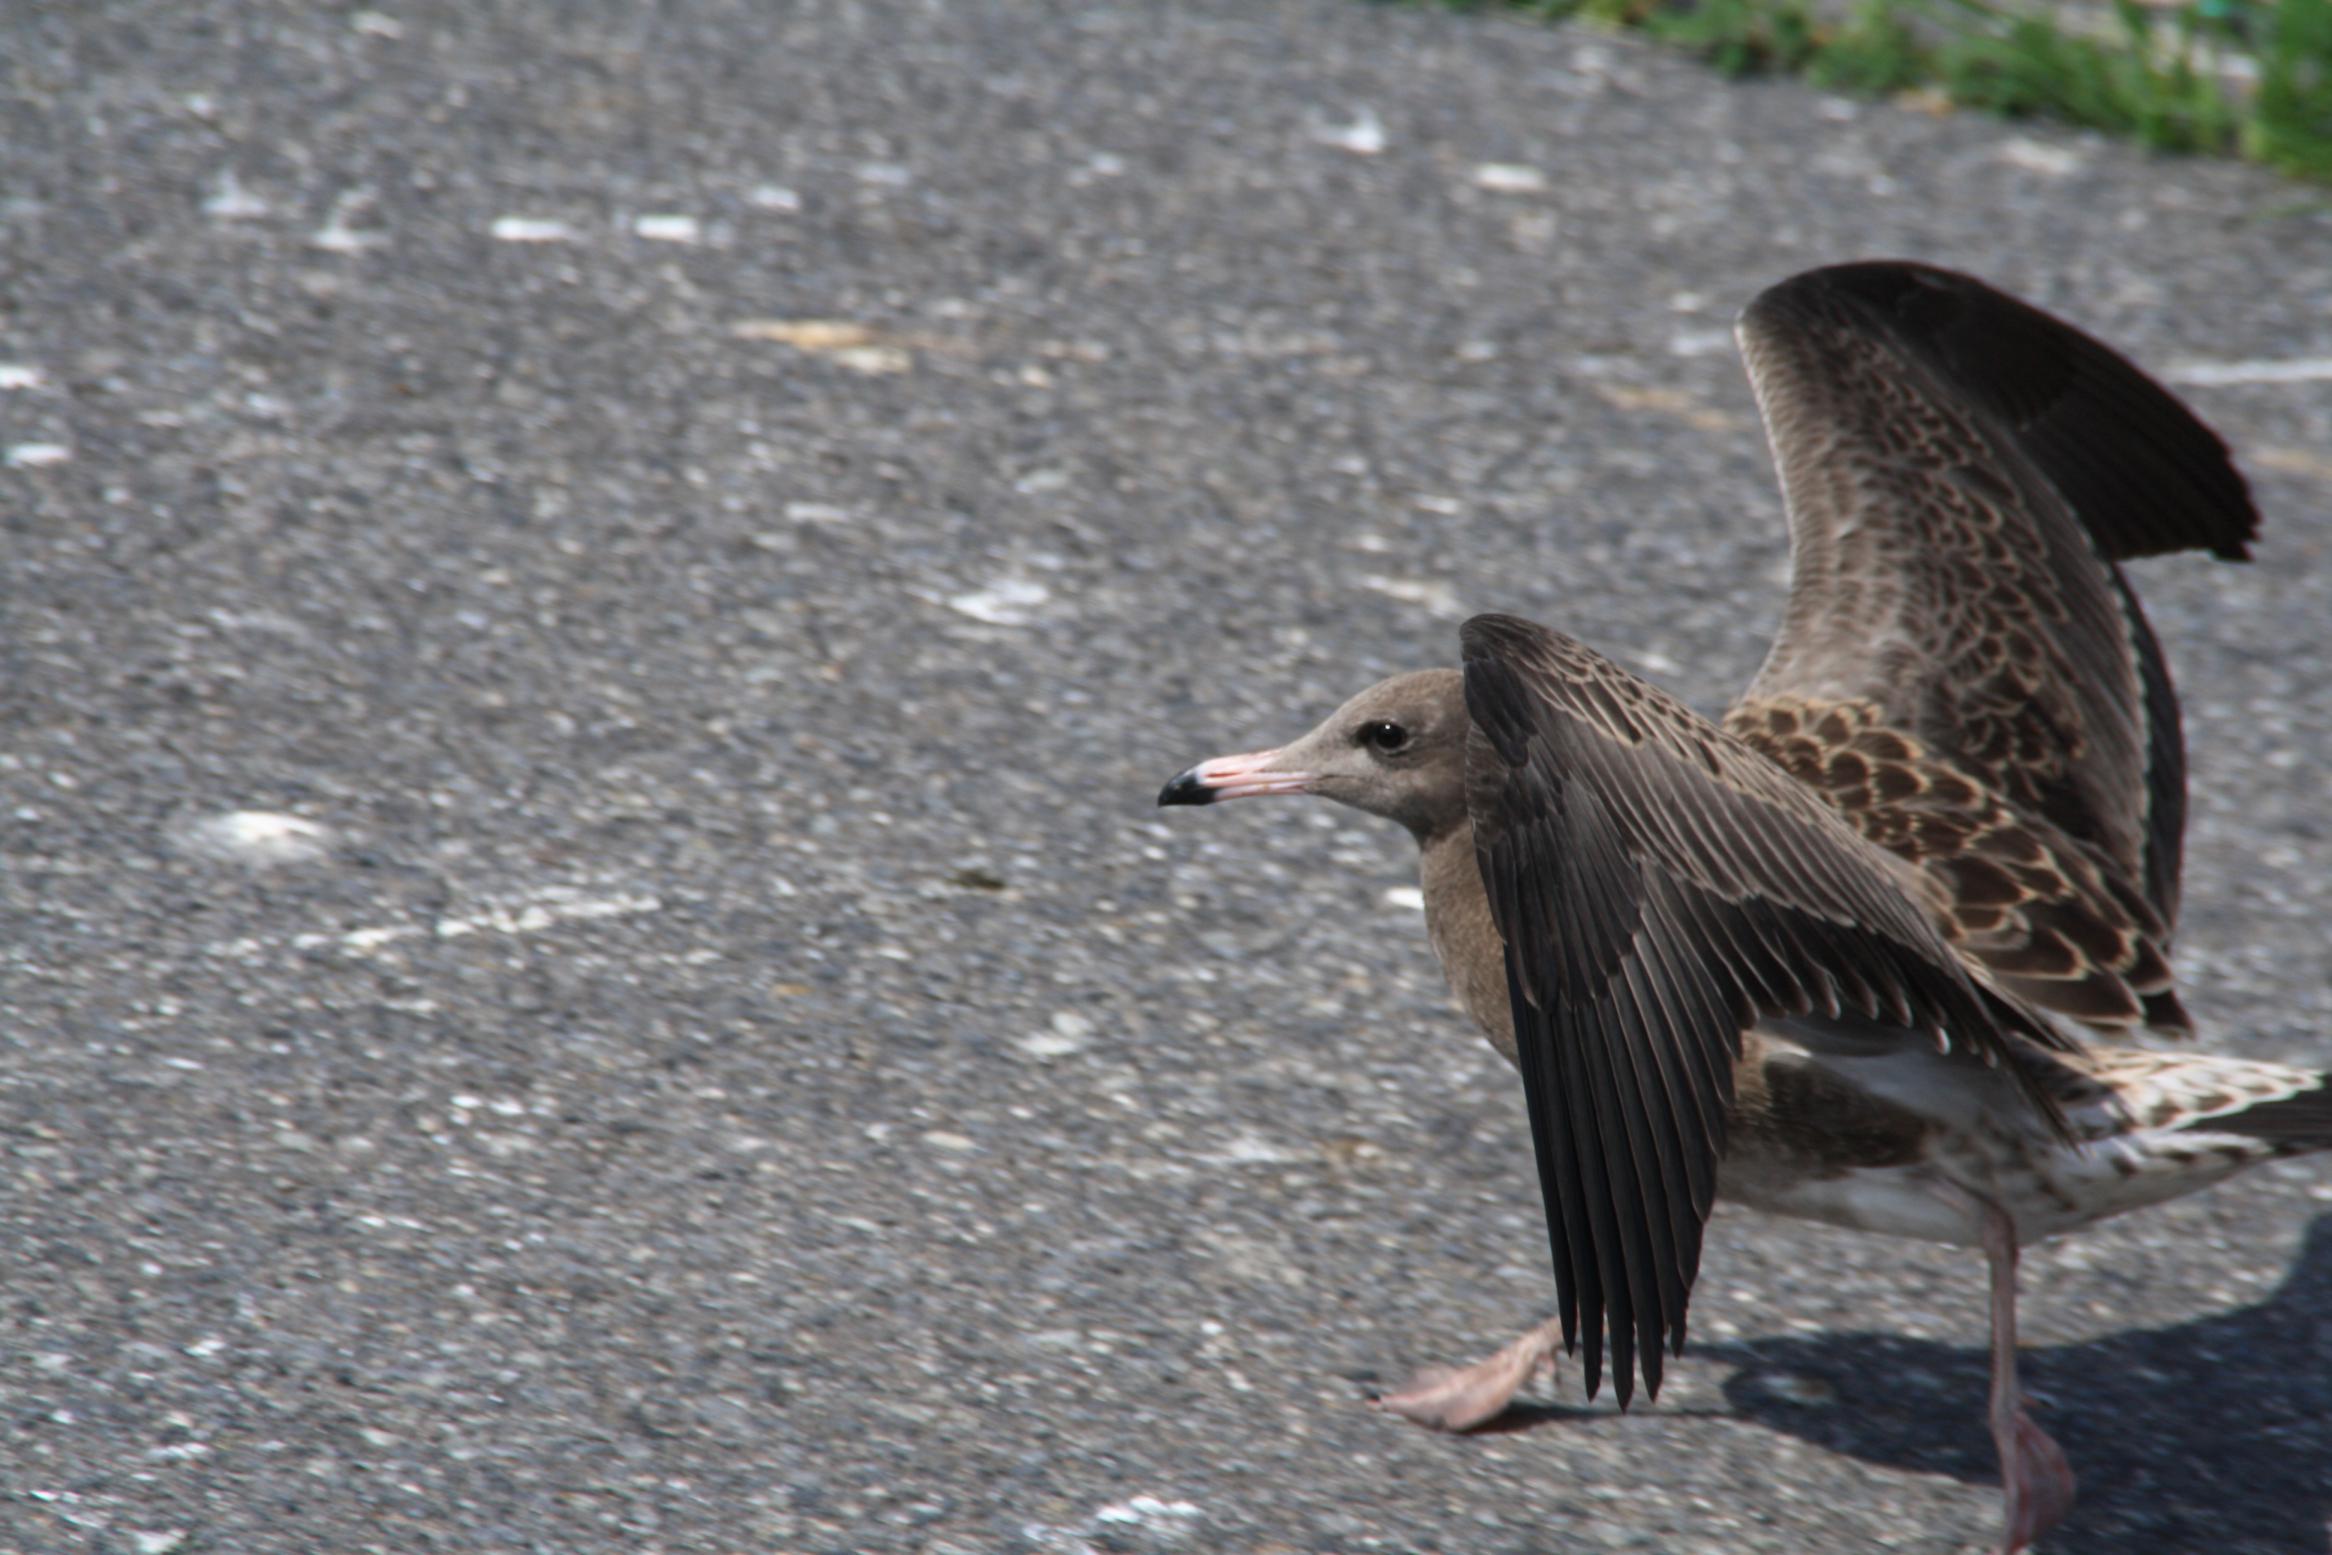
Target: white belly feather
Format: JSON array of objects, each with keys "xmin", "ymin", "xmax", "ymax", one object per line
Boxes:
[{"xmin": 1717, "ymin": 1021, "xmax": 2306, "ymax": 1247}]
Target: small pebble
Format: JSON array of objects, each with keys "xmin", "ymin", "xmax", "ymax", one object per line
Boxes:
[
  {"xmin": 1752, "ymin": 1371, "xmax": 1837, "ymax": 1407},
  {"xmin": 204, "ymin": 171, "xmax": 270, "ymax": 219},
  {"xmin": 1017, "ymin": 1012, "xmax": 1094, "ymax": 1059},
  {"xmin": 633, "ymin": 213, "xmax": 700, "ymax": 243},
  {"xmin": 947, "ymin": 578, "xmax": 1049, "ymax": 626},
  {"xmin": 174, "ymin": 810, "xmax": 339, "ymax": 868},
  {"xmin": 1311, "ymin": 108, "xmax": 1387, "ymax": 156},
  {"xmin": 1472, "ymin": 163, "xmax": 1548, "ymax": 194},
  {"xmin": 490, "ymin": 215, "xmax": 574, "ymax": 243}
]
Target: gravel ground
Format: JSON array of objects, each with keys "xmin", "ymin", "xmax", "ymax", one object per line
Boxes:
[{"xmin": 4, "ymin": 3, "xmax": 2331, "ymax": 1553}]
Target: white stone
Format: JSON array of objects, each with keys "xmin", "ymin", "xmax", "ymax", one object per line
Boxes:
[
  {"xmin": 947, "ymin": 578, "xmax": 1050, "ymax": 626},
  {"xmin": 1996, "ymin": 137, "xmax": 2083, "ymax": 177},
  {"xmin": 311, "ymin": 189, "xmax": 388, "ymax": 253},
  {"xmin": 204, "ymin": 171, "xmax": 269, "ymax": 219},
  {"xmin": 1358, "ymin": 574, "xmax": 1460, "ymax": 616},
  {"xmin": 490, "ymin": 216, "xmax": 575, "ymax": 243},
  {"xmin": 633, "ymin": 213, "xmax": 701, "ymax": 244},
  {"xmin": 175, "ymin": 811, "xmax": 338, "ymax": 867},
  {"xmin": 1311, "ymin": 108, "xmax": 1387, "ymax": 156},
  {"xmin": 1471, "ymin": 162, "xmax": 1548, "ymax": 194},
  {"xmin": 1093, "ymin": 1496, "xmax": 1205, "ymax": 1534},
  {"xmin": 1666, "ymin": 328, "xmax": 1733, "ymax": 357},
  {"xmin": 1017, "ymin": 1011, "xmax": 1094, "ymax": 1059}
]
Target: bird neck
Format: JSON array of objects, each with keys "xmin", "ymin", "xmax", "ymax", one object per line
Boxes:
[{"xmin": 1418, "ymin": 825, "xmax": 1518, "ymax": 1069}]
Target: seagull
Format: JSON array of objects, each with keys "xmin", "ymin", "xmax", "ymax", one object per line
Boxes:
[{"xmin": 1157, "ymin": 262, "xmax": 2325, "ymax": 1553}]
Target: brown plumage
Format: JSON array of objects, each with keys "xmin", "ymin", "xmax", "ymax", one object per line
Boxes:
[
  {"xmin": 1460, "ymin": 612, "xmax": 2073, "ymax": 1403},
  {"xmin": 1727, "ymin": 263, "xmax": 2256, "ymax": 1038},
  {"xmin": 1157, "ymin": 261, "xmax": 2285, "ymax": 1555}
]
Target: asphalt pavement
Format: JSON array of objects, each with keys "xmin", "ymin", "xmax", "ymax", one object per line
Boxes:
[{"xmin": 5, "ymin": 2, "xmax": 2332, "ymax": 1552}]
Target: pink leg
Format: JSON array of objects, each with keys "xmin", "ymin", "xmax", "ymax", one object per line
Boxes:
[
  {"xmin": 1374, "ymin": 1318, "xmax": 1564, "ymax": 1432},
  {"xmin": 1980, "ymin": 1204, "xmax": 2076, "ymax": 1554}
]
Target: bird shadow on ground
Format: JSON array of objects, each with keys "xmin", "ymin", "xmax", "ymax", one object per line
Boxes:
[{"xmin": 1686, "ymin": 1211, "xmax": 2332, "ymax": 1554}]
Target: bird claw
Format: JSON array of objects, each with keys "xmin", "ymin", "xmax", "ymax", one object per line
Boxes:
[
  {"xmin": 1996, "ymin": 1408, "xmax": 2077, "ymax": 1554},
  {"xmin": 1372, "ymin": 1322, "xmax": 1562, "ymax": 1432}
]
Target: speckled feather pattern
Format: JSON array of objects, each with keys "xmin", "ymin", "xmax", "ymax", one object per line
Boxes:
[
  {"xmin": 1730, "ymin": 263, "xmax": 2256, "ymax": 1040},
  {"xmin": 1160, "ymin": 263, "xmax": 2308, "ymax": 1526},
  {"xmin": 1460, "ymin": 612, "xmax": 2077, "ymax": 1404},
  {"xmin": 1728, "ymin": 694, "xmax": 2185, "ymax": 1032},
  {"xmin": 1448, "ymin": 263, "xmax": 2270, "ymax": 1410}
]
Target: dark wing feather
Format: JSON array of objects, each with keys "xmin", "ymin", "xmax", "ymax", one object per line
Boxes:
[
  {"xmin": 1771, "ymin": 262, "xmax": 2252, "ymax": 564},
  {"xmin": 1462, "ymin": 613, "xmax": 2068, "ymax": 1408},
  {"xmin": 1729, "ymin": 261, "xmax": 2257, "ymax": 1037}
]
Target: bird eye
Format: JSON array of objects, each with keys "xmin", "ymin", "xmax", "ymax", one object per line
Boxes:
[{"xmin": 1357, "ymin": 720, "xmax": 1410, "ymax": 754}]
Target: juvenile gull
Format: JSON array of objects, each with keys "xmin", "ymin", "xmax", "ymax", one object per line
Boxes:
[{"xmin": 1158, "ymin": 262, "xmax": 2321, "ymax": 1555}]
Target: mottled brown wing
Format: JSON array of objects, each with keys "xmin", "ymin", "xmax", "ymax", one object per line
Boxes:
[
  {"xmin": 1461, "ymin": 613, "xmax": 2068, "ymax": 1408},
  {"xmin": 1730, "ymin": 261, "xmax": 2258, "ymax": 1037}
]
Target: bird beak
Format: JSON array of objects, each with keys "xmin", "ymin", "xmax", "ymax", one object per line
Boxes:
[{"xmin": 1157, "ymin": 749, "xmax": 1318, "ymax": 806}]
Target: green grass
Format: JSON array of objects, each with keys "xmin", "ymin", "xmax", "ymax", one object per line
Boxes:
[{"xmin": 1439, "ymin": 0, "xmax": 2332, "ymax": 179}]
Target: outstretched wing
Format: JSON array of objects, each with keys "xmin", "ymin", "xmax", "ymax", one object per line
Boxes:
[
  {"xmin": 1729, "ymin": 261, "xmax": 2257, "ymax": 1037},
  {"xmin": 1461, "ymin": 613, "xmax": 2069, "ymax": 1408}
]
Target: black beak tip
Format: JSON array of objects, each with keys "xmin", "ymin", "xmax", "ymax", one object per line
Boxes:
[{"xmin": 1157, "ymin": 768, "xmax": 1216, "ymax": 807}]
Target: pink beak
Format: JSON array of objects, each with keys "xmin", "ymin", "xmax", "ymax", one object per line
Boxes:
[{"xmin": 1158, "ymin": 749, "xmax": 1319, "ymax": 805}]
